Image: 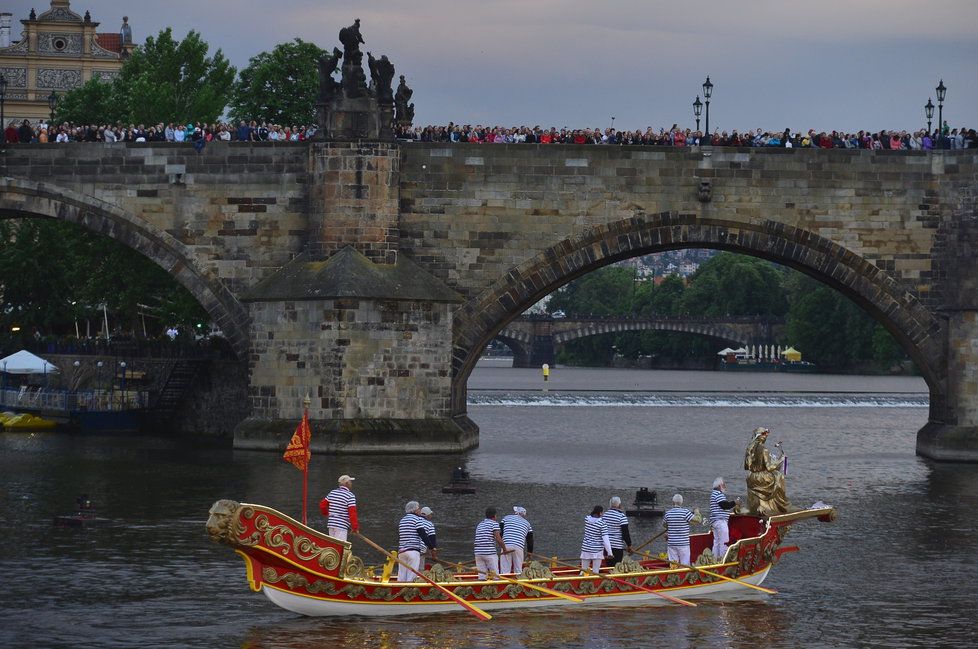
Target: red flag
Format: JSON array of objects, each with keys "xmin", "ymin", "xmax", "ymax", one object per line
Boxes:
[{"xmin": 283, "ymin": 410, "xmax": 311, "ymax": 472}]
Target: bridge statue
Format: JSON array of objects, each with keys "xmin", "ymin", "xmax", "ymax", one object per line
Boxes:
[
  {"xmin": 394, "ymin": 75, "xmax": 414, "ymax": 128},
  {"xmin": 315, "ymin": 19, "xmax": 399, "ymax": 140}
]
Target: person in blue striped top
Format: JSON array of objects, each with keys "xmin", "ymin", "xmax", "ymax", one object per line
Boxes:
[
  {"xmin": 318, "ymin": 474, "xmax": 358, "ymax": 542},
  {"xmin": 397, "ymin": 501, "xmax": 436, "ymax": 582},
  {"xmin": 580, "ymin": 505, "xmax": 612, "ymax": 574},
  {"xmin": 473, "ymin": 507, "xmax": 508, "ymax": 579},
  {"xmin": 662, "ymin": 494, "xmax": 702, "ymax": 566},
  {"xmin": 419, "ymin": 505, "xmax": 437, "ymax": 561},
  {"xmin": 709, "ymin": 477, "xmax": 740, "ymax": 561},
  {"xmin": 602, "ymin": 497, "xmax": 632, "ymax": 566},
  {"xmin": 500, "ymin": 506, "xmax": 533, "ymax": 574}
]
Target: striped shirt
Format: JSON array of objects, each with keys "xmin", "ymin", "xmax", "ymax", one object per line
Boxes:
[
  {"xmin": 663, "ymin": 507, "xmax": 694, "ymax": 547},
  {"xmin": 398, "ymin": 513, "xmax": 427, "ymax": 552},
  {"xmin": 474, "ymin": 518, "xmax": 501, "ymax": 555},
  {"xmin": 325, "ymin": 486, "xmax": 356, "ymax": 531},
  {"xmin": 500, "ymin": 514, "xmax": 533, "ymax": 550},
  {"xmin": 580, "ymin": 515, "xmax": 609, "ymax": 554},
  {"xmin": 710, "ymin": 489, "xmax": 733, "ymax": 522},
  {"xmin": 421, "ymin": 518, "xmax": 437, "ymax": 550},
  {"xmin": 602, "ymin": 508, "xmax": 630, "ymax": 549}
]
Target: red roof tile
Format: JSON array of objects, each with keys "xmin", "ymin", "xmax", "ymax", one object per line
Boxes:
[{"xmin": 95, "ymin": 33, "xmax": 122, "ymax": 53}]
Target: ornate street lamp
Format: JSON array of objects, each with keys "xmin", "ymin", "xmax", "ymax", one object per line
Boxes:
[
  {"xmin": 924, "ymin": 98, "xmax": 934, "ymax": 135},
  {"xmin": 0, "ymin": 74, "xmax": 7, "ymax": 144},
  {"xmin": 702, "ymin": 76, "xmax": 713, "ymax": 142},
  {"xmin": 47, "ymin": 90, "xmax": 58, "ymax": 123},
  {"xmin": 693, "ymin": 95, "xmax": 703, "ymax": 132},
  {"xmin": 935, "ymin": 79, "xmax": 946, "ymax": 147}
]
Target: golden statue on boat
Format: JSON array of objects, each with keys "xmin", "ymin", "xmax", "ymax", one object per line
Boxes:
[{"xmin": 744, "ymin": 426, "xmax": 794, "ymax": 516}]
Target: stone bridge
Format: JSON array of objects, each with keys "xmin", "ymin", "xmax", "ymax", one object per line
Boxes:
[
  {"xmin": 1, "ymin": 142, "xmax": 977, "ymax": 459},
  {"xmin": 497, "ymin": 315, "xmax": 784, "ymax": 367}
]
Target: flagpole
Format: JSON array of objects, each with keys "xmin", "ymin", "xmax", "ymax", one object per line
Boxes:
[{"xmin": 302, "ymin": 395, "xmax": 311, "ymax": 525}]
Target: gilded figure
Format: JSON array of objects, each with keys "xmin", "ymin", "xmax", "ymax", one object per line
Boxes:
[{"xmin": 744, "ymin": 427, "xmax": 793, "ymax": 516}]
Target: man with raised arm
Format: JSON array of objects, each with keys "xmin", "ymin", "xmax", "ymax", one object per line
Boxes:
[{"xmin": 709, "ymin": 477, "xmax": 740, "ymax": 560}]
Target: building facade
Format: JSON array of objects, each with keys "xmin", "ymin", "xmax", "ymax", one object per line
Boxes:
[{"xmin": 0, "ymin": 0, "xmax": 134, "ymax": 124}]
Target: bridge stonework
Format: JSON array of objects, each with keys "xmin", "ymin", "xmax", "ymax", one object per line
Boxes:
[{"xmin": 2, "ymin": 143, "xmax": 977, "ymax": 460}]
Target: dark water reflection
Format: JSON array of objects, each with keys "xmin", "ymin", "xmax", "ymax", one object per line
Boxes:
[{"xmin": 0, "ymin": 367, "xmax": 973, "ymax": 649}]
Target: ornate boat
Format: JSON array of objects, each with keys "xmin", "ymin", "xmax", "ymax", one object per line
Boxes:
[{"xmin": 206, "ymin": 499, "xmax": 835, "ymax": 617}]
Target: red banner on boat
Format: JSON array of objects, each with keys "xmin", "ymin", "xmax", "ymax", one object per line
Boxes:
[{"xmin": 283, "ymin": 411, "xmax": 311, "ymax": 472}]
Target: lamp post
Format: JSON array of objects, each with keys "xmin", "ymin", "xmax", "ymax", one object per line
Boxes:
[
  {"xmin": 924, "ymin": 98, "xmax": 934, "ymax": 136},
  {"xmin": 702, "ymin": 76, "xmax": 713, "ymax": 143},
  {"xmin": 935, "ymin": 79, "xmax": 946, "ymax": 148},
  {"xmin": 96, "ymin": 360, "xmax": 103, "ymax": 409},
  {"xmin": 693, "ymin": 95, "xmax": 703, "ymax": 132},
  {"xmin": 0, "ymin": 74, "xmax": 7, "ymax": 144},
  {"xmin": 2, "ymin": 360, "xmax": 6, "ymax": 398},
  {"xmin": 47, "ymin": 90, "xmax": 58, "ymax": 123},
  {"xmin": 119, "ymin": 361, "xmax": 127, "ymax": 409}
]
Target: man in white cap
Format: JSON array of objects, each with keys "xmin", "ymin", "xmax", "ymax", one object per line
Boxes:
[
  {"xmin": 662, "ymin": 494, "xmax": 702, "ymax": 565},
  {"xmin": 602, "ymin": 496, "xmax": 632, "ymax": 566},
  {"xmin": 397, "ymin": 501, "xmax": 436, "ymax": 581},
  {"xmin": 499, "ymin": 506, "xmax": 533, "ymax": 574},
  {"xmin": 419, "ymin": 506, "xmax": 437, "ymax": 562},
  {"xmin": 709, "ymin": 477, "xmax": 740, "ymax": 560},
  {"xmin": 319, "ymin": 474, "xmax": 358, "ymax": 541},
  {"xmin": 473, "ymin": 507, "xmax": 508, "ymax": 579}
]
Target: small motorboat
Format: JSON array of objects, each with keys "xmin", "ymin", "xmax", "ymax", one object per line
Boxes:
[
  {"xmin": 441, "ymin": 466, "xmax": 475, "ymax": 494},
  {"xmin": 0, "ymin": 412, "xmax": 58, "ymax": 430},
  {"xmin": 54, "ymin": 495, "xmax": 109, "ymax": 527},
  {"xmin": 207, "ymin": 499, "xmax": 835, "ymax": 618},
  {"xmin": 625, "ymin": 487, "xmax": 664, "ymax": 517}
]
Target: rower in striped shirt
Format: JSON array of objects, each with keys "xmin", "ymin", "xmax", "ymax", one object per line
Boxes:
[
  {"xmin": 602, "ymin": 496, "xmax": 632, "ymax": 566},
  {"xmin": 397, "ymin": 501, "xmax": 436, "ymax": 582},
  {"xmin": 473, "ymin": 507, "xmax": 508, "ymax": 579},
  {"xmin": 318, "ymin": 474, "xmax": 359, "ymax": 541},
  {"xmin": 499, "ymin": 506, "xmax": 533, "ymax": 574},
  {"xmin": 419, "ymin": 506, "xmax": 437, "ymax": 559},
  {"xmin": 580, "ymin": 505, "xmax": 612, "ymax": 574},
  {"xmin": 709, "ymin": 477, "xmax": 740, "ymax": 561},
  {"xmin": 662, "ymin": 494, "xmax": 702, "ymax": 566}
]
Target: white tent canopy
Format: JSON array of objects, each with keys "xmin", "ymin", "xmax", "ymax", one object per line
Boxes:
[
  {"xmin": 0, "ymin": 350, "xmax": 60, "ymax": 374},
  {"xmin": 717, "ymin": 348, "xmax": 736, "ymax": 355}
]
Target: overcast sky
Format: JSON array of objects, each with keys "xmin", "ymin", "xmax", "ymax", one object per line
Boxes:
[{"xmin": 7, "ymin": 0, "xmax": 978, "ymax": 131}]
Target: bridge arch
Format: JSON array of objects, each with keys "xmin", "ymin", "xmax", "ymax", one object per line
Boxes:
[
  {"xmin": 452, "ymin": 211, "xmax": 945, "ymax": 413},
  {"xmin": 0, "ymin": 178, "xmax": 249, "ymax": 357}
]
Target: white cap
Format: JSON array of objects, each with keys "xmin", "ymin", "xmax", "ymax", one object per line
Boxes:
[
  {"xmin": 514, "ymin": 506, "xmax": 527, "ymax": 516},
  {"xmin": 419, "ymin": 506, "xmax": 433, "ymax": 516},
  {"xmin": 338, "ymin": 474, "xmax": 355, "ymax": 484}
]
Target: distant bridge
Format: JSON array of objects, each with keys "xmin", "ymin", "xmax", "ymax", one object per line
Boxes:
[{"xmin": 495, "ymin": 315, "xmax": 784, "ymax": 367}]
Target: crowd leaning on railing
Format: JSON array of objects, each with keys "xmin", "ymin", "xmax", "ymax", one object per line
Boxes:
[
  {"xmin": 2, "ymin": 119, "xmax": 319, "ymax": 145},
  {"xmin": 394, "ymin": 123, "xmax": 978, "ymax": 150},
  {"xmin": 4, "ymin": 118, "xmax": 976, "ymax": 150}
]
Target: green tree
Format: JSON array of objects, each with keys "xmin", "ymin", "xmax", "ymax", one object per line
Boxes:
[
  {"xmin": 54, "ymin": 78, "xmax": 120, "ymax": 125},
  {"xmin": 548, "ymin": 266, "xmax": 638, "ymax": 316},
  {"xmin": 230, "ymin": 39, "xmax": 326, "ymax": 126},
  {"xmin": 681, "ymin": 253, "xmax": 787, "ymax": 316},
  {"xmin": 114, "ymin": 28, "xmax": 235, "ymax": 124}
]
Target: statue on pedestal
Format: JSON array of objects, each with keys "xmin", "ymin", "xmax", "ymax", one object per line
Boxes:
[
  {"xmin": 318, "ymin": 47, "xmax": 342, "ymax": 101},
  {"xmin": 394, "ymin": 75, "xmax": 414, "ymax": 128},
  {"xmin": 367, "ymin": 52, "xmax": 396, "ymax": 104}
]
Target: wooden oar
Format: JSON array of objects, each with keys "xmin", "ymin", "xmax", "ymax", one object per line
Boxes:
[
  {"xmin": 630, "ymin": 529, "xmax": 667, "ymax": 555},
  {"xmin": 432, "ymin": 558, "xmax": 584, "ymax": 603},
  {"xmin": 674, "ymin": 560, "xmax": 778, "ymax": 595},
  {"xmin": 354, "ymin": 533, "xmax": 492, "ymax": 621},
  {"xmin": 527, "ymin": 551, "xmax": 696, "ymax": 607}
]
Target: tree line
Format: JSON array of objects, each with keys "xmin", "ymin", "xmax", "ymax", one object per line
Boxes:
[
  {"xmin": 54, "ymin": 31, "xmax": 325, "ymax": 127},
  {"xmin": 545, "ymin": 253, "xmax": 905, "ymax": 372}
]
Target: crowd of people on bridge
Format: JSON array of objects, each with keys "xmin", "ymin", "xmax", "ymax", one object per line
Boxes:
[
  {"xmin": 3, "ymin": 119, "xmax": 319, "ymax": 145},
  {"xmin": 396, "ymin": 123, "xmax": 978, "ymax": 150},
  {"xmin": 5, "ymin": 118, "xmax": 975, "ymax": 150}
]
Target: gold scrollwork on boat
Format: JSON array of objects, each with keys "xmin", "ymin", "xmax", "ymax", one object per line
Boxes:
[
  {"xmin": 343, "ymin": 554, "xmax": 367, "ymax": 579},
  {"xmin": 611, "ymin": 559, "xmax": 643, "ymax": 575},
  {"xmin": 475, "ymin": 585, "xmax": 501, "ymax": 600},
  {"xmin": 419, "ymin": 588, "xmax": 448, "ymax": 601},
  {"xmin": 452, "ymin": 586, "xmax": 475, "ymax": 599},
  {"xmin": 519, "ymin": 561, "xmax": 554, "ymax": 580},
  {"xmin": 420, "ymin": 563, "xmax": 454, "ymax": 583},
  {"xmin": 243, "ymin": 513, "xmax": 341, "ymax": 571},
  {"xmin": 571, "ymin": 580, "xmax": 599, "ymax": 595}
]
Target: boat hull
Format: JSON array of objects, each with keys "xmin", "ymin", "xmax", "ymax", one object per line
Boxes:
[{"xmin": 207, "ymin": 500, "xmax": 834, "ymax": 618}]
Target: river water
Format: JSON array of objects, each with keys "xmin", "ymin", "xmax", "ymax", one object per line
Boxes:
[{"xmin": 1, "ymin": 364, "xmax": 973, "ymax": 649}]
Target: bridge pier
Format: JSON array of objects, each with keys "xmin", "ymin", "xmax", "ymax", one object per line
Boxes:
[
  {"xmin": 232, "ymin": 143, "xmax": 477, "ymax": 454},
  {"xmin": 917, "ymin": 312, "xmax": 978, "ymax": 461}
]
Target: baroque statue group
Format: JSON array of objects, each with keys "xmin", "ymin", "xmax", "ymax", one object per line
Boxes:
[{"xmin": 317, "ymin": 18, "xmax": 414, "ymax": 141}]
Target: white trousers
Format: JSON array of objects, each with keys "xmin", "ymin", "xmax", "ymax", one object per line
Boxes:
[
  {"xmin": 328, "ymin": 526, "xmax": 348, "ymax": 542},
  {"xmin": 580, "ymin": 551, "xmax": 604, "ymax": 574},
  {"xmin": 475, "ymin": 554, "xmax": 499, "ymax": 579},
  {"xmin": 667, "ymin": 545, "xmax": 690, "ymax": 565},
  {"xmin": 396, "ymin": 550, "xmax": 421, "ymax": 582},
  {"xmin": 711, "ymin": 519, "xmax": 730, "ymax": 561},
  {"xmin": 500, "ymin": 547, "xmax": 525, "ymax": 574}
]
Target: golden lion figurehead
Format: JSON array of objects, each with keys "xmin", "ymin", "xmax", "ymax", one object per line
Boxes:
[{"xmin": 206, "ymin": 499, "xmax": 242, "ymax": 545}]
